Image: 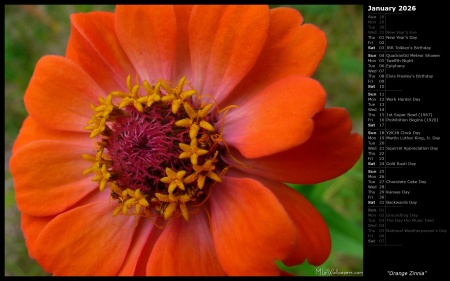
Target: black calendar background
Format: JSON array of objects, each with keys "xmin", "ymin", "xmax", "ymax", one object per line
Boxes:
[{"xmin": 363, "ymin": 1, "xmax": 447, "ymax": 279}]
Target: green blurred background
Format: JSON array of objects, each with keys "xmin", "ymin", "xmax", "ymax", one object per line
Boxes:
[{"xmin": 4, "ymin": 5, "xmax": 364, "ymax": 276}]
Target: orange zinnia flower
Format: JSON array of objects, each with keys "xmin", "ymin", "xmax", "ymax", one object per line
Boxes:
[{"xmin": 10, "ymin": 5, "xmax": 362, "ymax": 276}]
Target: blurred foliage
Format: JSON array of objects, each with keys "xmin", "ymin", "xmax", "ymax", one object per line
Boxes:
[
  {"xmin": 4, "ymin": 5, "xmax": 115, "ymax": 149},
  {"xmin": 277, "ymin": 5, "xmax": 364, "ymax": 276},
  {"xmin": 4, "ymin": 5, "xmax": 363, "ymax": 276}
]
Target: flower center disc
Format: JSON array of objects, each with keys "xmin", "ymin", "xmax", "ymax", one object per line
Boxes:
[{"xmin": 82, "ymin": 75, "xmax": 232, "ymax": 223}]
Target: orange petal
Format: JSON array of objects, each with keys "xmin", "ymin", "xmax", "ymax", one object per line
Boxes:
[
  {"xmin": 20, "ymin": 188, "xmax": 104, "ymax": 261},
  {"xmin": 172, "ymin": 5, "xmax": 194, "ymax": 81},
  {"xmin": 12, "ymin": 117, "xmax": 88, "ymax": 154},
  {"xmin": 189, "ymin": 5, "xmax": 269, "ymax": 104},
  {"xmin": 115, "ymin": 5, "xmax": 177, "ymax": 80},
  {"xmin": 117, "ymin": 218, "xmax": 160, "ymax": 276},
  {"xmin": 10, "ymin": 140, "xmax": 97, "ymax": 217},
  {"xmin": 223, "ymin": 7, "xmax": 327, "ymax": 105},
  {"xmin": 259, "ymin": 177, "xmax": 331, "ymax": 266},
  {"xmin": 21, "ymin": 213, "xmax": 54, "ymax": 260},
  {"xmin": 280, "ymin": 270, "xmax": 295, "ymax": 276},
  {"xmin": 147, "ymin": 211, "xmax": 225, "ymax": 276},
  {"xmin": 267, "ymin": 7, "xmax": 326, "ymax": 76},
  {"xmin": 209, "ymin": 174, "xmax": 297, "ymax": 276},
  {"xmin": 228, "ymin": 107, "xmax": 363, "ymax": 184},
  {"xmin": 24, "ymin": 55, "xmax": 103, "ymax": 132},
  {"xmin": 33, "ymin": 199, "xmax": 137, "ymax": 275},
  {"xmin": 127, "ymin": 219, "xmax": 164, "ymax": 276},
  {"xmin": 66, "ymin": 11, "xmax": 136, "ymax": 93},
  {"xmin": 222, "ymin": 76, "xmax": 326, "ymax": 158}
]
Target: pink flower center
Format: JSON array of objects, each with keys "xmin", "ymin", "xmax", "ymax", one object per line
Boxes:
[
  {"xmin": 82, "ymin": 75, "xmax": 236, "ymax": 224},
  {"xmin": 108, "ymin": 105, "xmax": 187, "ymax": 194}
]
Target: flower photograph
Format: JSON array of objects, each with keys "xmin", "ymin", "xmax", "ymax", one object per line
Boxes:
[{"xmin": 5, "ymin": 5, "xmax": 364, "ymax": 276}]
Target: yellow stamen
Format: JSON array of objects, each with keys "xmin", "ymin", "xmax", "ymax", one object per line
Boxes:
[
  {"xmin": 199, "ymin": 120, "xmax": 215, "ymax": 131},
  {"xmin": 160, "ymin": 167, "xmax": 187, "ymax": 193},
  {"xmin": 111, "ymin": 187, "xmax": 149, "ymax": 219},
  {"xmin": 90, "ymin": 164, "xmax": 111, "ymax": 192},
  {"xmin": 112, "ymin": 75, "xmax": 146, "ymax": 112},
  {"xmin": 141, "ymin": 80, "xmax": 161, "ymax": 107},
  {"xmin": 94, "ymin": 95, "xmax": 114, "ymax": 117},
  {"xmin": 160, "ymin": 76, "xmax": 197, "ymax": 114},
  {"xmin": 174, "ymin": 102, "xmax": 215, "ymax": 139},
  {"xmin": 190, "ymin": 151, "xmax": 222, "ymax": 189},
  {"xmin": 179, "ymin": 138, "xmax": 209, "ymax": 165},
  {"xmin": 155, "ymin": 192, "xmax": 192, "ymax": 221}
]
